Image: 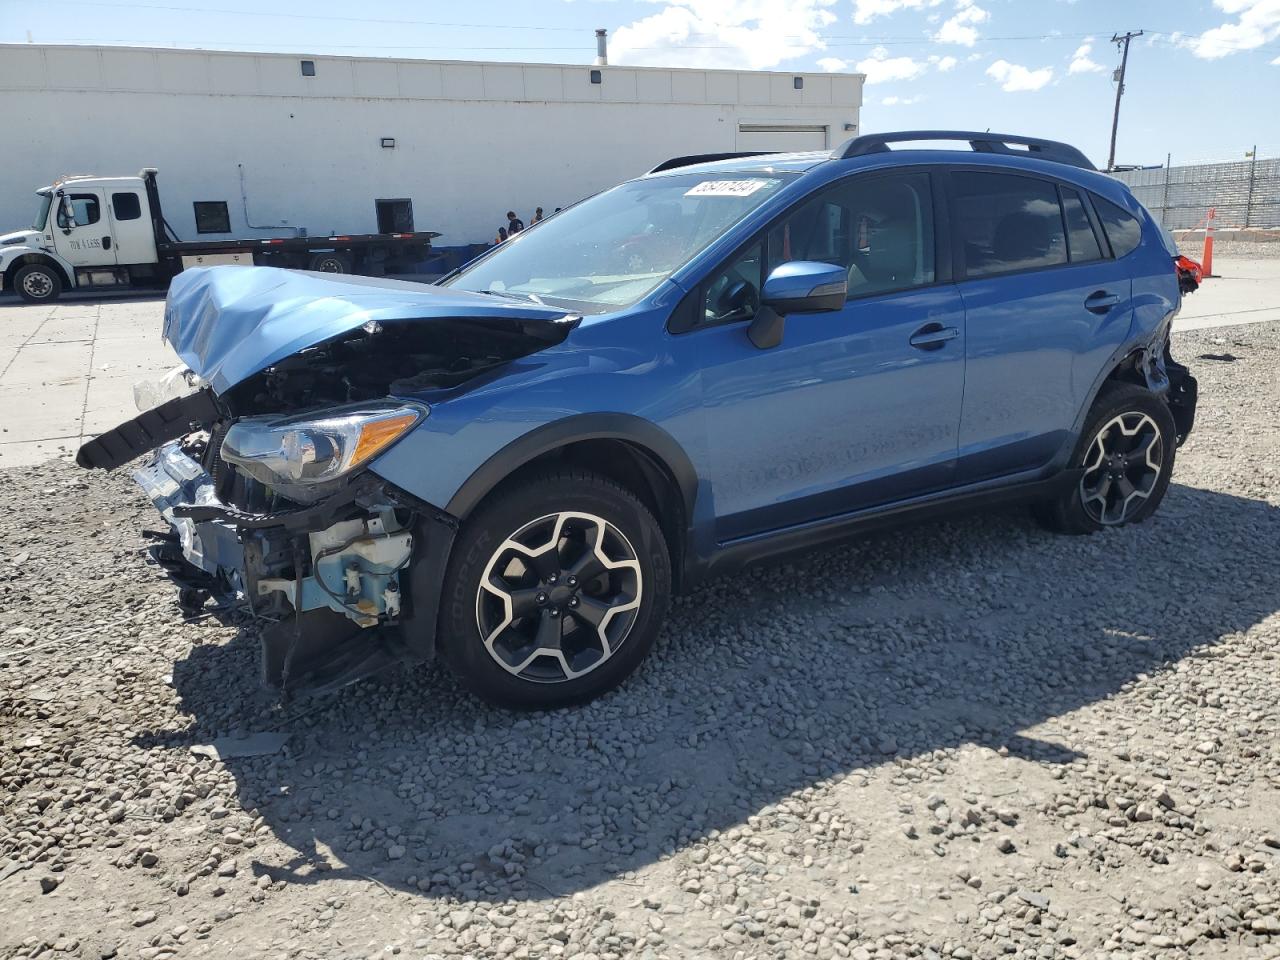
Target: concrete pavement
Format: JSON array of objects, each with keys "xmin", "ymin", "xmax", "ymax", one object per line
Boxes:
[
  {"xmin": 1, "ymin": 255, "xmax": 1278, "ymax": 469},
  {"xmin": 0, "ymin": 295, "xmax": 170, "ymax": 466}
]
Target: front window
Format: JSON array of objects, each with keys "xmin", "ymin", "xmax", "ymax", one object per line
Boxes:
[
  {"xmin": 33, "ymin": 193, "xmax": 53, "ymax": 231},
  {"xmin": 444, "ymin": 172, "xmax": 795, "ymax": 312}
]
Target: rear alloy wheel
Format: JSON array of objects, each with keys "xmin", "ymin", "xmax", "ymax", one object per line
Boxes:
[
  {"xmin": 14, "ymin": 263, "xmax": 63, "ymax": 303},
  {"xmin": 437, "ymin": 470, "xmax": 670, "ymax": 708},
  {"xmin": 1078, "ymin": 411, "xmax": 1164, "ymax": 525},
  {"xmin": 1035, "ymin": 383, "xmax": 1176, "ymax": 534}
]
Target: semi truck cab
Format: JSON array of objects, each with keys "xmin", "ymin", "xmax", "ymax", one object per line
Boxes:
[
  {"xmin": 1, "ymin": 172, "xmax": 162, "ymax": 300},
  {"xmin": 2, "ymin": 169, "xmax": 437, "ymax": 303}
]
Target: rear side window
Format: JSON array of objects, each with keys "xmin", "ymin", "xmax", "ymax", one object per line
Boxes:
[
  {"xmin": 1092, "ymin": 195, "xmax": 1143, "ymax": 258},
  {"xmin": 952, "ymin": 172, "xmax": 1067, "ymax": 278},
  {"xmin": 1060, "ymin": 188, "xmax": 1103, "ymax": 262},
  {"xmin": 112, "ymin": 192, "xmax": 142, "ymax": 221}
]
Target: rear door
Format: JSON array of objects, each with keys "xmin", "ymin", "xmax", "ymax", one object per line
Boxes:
[
  {"xmin": 949, "ymin": 169, "xmax": 1133, "ymax": 482},
  {"xmin": 52, "ymin": 188, "xmax": 116, "ymax": 267},
  {"xmin": 107, "ymin": 188, "xmax": 158, "ymax": 264}
]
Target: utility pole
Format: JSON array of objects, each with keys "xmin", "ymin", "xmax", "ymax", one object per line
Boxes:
[{"xmin": 1107, "ymin": 30, "xmax": 1143, "ymax": 171}]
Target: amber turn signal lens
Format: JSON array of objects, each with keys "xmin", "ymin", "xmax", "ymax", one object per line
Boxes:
[{"xmin": 351, "ymin": 412, "xmax": 419, "ymax": 467}]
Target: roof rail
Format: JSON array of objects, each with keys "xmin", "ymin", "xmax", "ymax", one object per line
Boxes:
[
  {"xmin": 648, "ymin": 151, "xmax": 769, "ymax": 174},
  {"xmin": 831, "ymin": 131, "xmax": 1096, "ymax": 171}
]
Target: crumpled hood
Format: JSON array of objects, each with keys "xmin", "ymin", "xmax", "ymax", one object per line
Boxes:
[{"xmin": 165, "ymin": 266, "xmax": 576, "ymax": 394}]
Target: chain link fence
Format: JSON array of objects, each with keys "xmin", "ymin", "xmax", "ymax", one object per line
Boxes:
[{"xmin": 1113, "ymin": 155, "xmax": 1280, "ymax": 230}]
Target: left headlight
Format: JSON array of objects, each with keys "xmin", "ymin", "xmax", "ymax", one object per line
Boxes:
[{"xmin": 220, "ymin": 403, "xmax": 426, "ymax": 502}]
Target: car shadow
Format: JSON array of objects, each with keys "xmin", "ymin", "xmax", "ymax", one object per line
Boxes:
[{"xmin": 140, "ymin": 481, "xmax": 1280, "ymax": 902}]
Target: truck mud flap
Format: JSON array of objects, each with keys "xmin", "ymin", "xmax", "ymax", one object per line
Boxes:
[{"xmin": 77, "ymin": 388, "xmax": 221, "ymax": 470}]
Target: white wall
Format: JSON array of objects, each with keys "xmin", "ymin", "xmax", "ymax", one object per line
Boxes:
[{"xmin": 0, "ymin": 45, "xmax": 862, "ymax": 247}]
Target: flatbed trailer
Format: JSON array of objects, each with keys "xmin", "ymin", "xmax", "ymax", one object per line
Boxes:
[{"xmin": 1, "ymin": 168, "xmax": 439, "ymax": 303}]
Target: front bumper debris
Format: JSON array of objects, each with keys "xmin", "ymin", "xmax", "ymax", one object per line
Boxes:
[{"xmin": 132, "ymin": 441, "xmax": 455, "ymax": 697}]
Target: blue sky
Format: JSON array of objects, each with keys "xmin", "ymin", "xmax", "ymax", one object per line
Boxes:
[{"xmin": 4, "ymin": 0, "xmax": 1279, "ymax": 166}]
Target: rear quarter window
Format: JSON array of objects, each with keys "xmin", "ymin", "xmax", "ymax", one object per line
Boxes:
[{"xmin": 1092, "ymin": 194, "xmax": 1144, "ymax": 258}]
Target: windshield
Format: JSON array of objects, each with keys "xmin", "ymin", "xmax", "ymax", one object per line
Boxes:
[
  {"xmin": 32, "ymin": 192, "xmax": 52, "ymax": 232},
  {"xmin": 444, "ymin": 172, "xmax": 795, "ymax": 312}
]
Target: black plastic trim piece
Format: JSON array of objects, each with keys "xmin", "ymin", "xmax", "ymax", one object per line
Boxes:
[
  {"xmin": 649, "ymin": 152, "xmax": 770, "ymax": 174},
  {"xmin": 76, "ymin": 389, "xmax": 221, "ymax": 470},
  {"xmin": 699, "ymin": 469, "xmax": 1080, "ymax": 582},
  {"xmin": 832, "ymin": 130, "xmax": 1096, "ymax": 171}
]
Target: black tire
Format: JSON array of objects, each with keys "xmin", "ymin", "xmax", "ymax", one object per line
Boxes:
[
  {"xmin": 1035, "ymin": 382, "xmax": 1177, "ymax": 535},
  {"xmin": 437, "ymin": 469, "xmax": 671, "ymax": 708},
  {"xmin": 14, "ymin": 263, "xmax": 63, "ymax": 303},
  {"xmin": 308, "ymin": 252, "xmax": 350, "ymax": 274}
]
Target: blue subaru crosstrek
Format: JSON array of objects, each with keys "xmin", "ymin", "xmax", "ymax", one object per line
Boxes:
[{"xmin": 80, "ymin": 131, "xmax": 1198, "ymax": 708}]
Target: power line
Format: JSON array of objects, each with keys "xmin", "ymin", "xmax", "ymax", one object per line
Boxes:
[
  {"xmin": 14, "ymin": 34, "xmax": 1177, "ymax": 53},
  {"xmin": 21, "ymin": 3, "xmax": 1170, "ymax": 48}
]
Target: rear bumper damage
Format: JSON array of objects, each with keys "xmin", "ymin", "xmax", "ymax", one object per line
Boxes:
[{"xmin": 134, "ymin": 441, "xmax": 456, "ymax": 697}]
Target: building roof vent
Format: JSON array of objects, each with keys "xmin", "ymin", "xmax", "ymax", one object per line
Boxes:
[{"xmin": 594, "ymin": 29, "xmax": 608, "ymax": 66}]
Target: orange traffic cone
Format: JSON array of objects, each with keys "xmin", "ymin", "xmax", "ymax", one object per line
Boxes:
[{"xmin": 1202, "ymin": 207, "xmax": 1217, "ymax": 278}]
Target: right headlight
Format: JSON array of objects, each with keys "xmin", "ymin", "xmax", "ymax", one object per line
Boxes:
[{"xmin": 220, "ymin": 403, "xmax": 426, "ymax": 502}]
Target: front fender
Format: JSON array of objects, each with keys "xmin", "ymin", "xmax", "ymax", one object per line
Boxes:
[{"xmin": 438, "ymin": 412, "xmax": 699, "ymax": 522}]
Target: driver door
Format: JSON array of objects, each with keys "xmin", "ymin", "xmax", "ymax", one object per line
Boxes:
[
  {"xmin": 53, "ymin": 189, "xmax": 116, "ymax": 268},
  {"xmin": 683, "ymin": 170, "xmax": 967, "ymax": 542}
]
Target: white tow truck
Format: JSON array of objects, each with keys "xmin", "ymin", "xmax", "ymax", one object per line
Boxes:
[{"xmin": 1, "ymin": 169, "xmax": 439, "ymax": 303}]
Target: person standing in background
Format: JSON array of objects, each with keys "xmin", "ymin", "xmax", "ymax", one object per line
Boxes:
[
  {"xmin": 506, "ymin": 211, "xmax": 524, "ymax": 234},
  {"xmin": 531, "ymin": 207, "xmax": 544, "ymax": 225},
  {"xmin": 495, "ymin": 226, "xmax": 508, "ymax": 245}
]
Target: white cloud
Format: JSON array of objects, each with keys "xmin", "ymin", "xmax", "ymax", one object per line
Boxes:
[
  {"xmin": 610, "ymin": 0, "xmax": 838, "ymax": 70},
  {"xmin": 855, "ymin": 45, "xmax": 928, "ymax": 83},
  {"xmin": 932, "ymin": 0, "xmax": 989, "ymax": 46},
  {"xmin": 881, "ymin": 94, "xmax": 924, "ymax": 104},
  {"xmin": 1068, "ymin": 40, "xmax": 1105, "ymax": 73},
  {"xmin": 852, "ymin": 0, "xmax": 942, "ymax": 24},
  {"xmin": 930, "ymin": 54, "xmax": 958, "ymax": 70},
  {"xmin": 817, "ymin": 56, "xmax": 850, "ymax": 71},
  {"xmin": 986, "ymin": 59, "xmax": 1054, "ymax": 91},
  {"xmin": 1185, "ymin": 0, "xmax": 1280, "ymax": 58},
  {"xmin": 1273, "ymin": 53, "xmax": 1280, "ymax": 62}
]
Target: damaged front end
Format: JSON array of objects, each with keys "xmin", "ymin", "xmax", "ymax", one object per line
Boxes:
[
  {"xmin": 76, "ymin": 266, "xmax": 579, "ymax": 697},
  {"xmin": 128, "ymin": 429, "xmax": 456, "ymax": 696}
]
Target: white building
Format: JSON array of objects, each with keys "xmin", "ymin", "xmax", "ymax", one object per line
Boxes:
[{"xmin": 0, "ymin": 43, "xmax": 863, "ymax": 248}]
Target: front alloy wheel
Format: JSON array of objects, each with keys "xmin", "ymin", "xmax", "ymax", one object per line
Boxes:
[
  {"xmin": 477, "ymin": 511, "xmax": 642, "ymax": 683},
  {"xmin": 436, "ymin": 470, "xmax": 671, "ymax": 708},
  {"xmin": 15, "ymin": 264, "xmax": 63, "ymax": 303}
]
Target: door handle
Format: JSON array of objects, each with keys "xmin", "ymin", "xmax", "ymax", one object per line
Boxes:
[
  {"xmin": 909, "ymin": 323, "xmax": 960, "ymax": 350},
  {"xmin": 102, "ymin": 236, "xmax": 112, "ymax": 250},
  {"xmin": 1084, "ymin": 290, "xmax": 1120, "ymax": 313}
]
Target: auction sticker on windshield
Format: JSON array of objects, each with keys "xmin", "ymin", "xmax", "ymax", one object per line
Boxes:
[{"xmin": 685, "ymin": 179, "xmax": 779, "ymax": 198}]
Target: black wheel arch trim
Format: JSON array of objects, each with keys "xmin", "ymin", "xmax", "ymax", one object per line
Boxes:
[{"xmin": 443, "ymin": 412, "xmax": 700, "ymax": 555}]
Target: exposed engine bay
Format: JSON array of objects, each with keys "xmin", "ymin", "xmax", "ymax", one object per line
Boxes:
[
  {"xmin": 220, "ymin": 317, "xmax": 565, "ymax": 416},
  {"xmin": 78, "ymin": 302, "xmax": 576, "ymax": 698}
]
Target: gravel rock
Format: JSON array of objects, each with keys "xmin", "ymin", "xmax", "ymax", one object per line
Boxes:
[{"xmin": 2, "ymin": 321, "xmax": 1280, "ymax": 957}]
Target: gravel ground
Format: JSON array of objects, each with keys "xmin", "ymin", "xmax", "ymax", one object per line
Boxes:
[{"xmin": 3, "ymin": 323, "xmax": 1279, "ymax": 960}]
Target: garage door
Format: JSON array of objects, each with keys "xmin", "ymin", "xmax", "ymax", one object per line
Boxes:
[{"xmin": 736, "ymin": 123, "xmax": 830, "ymax": 152}]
